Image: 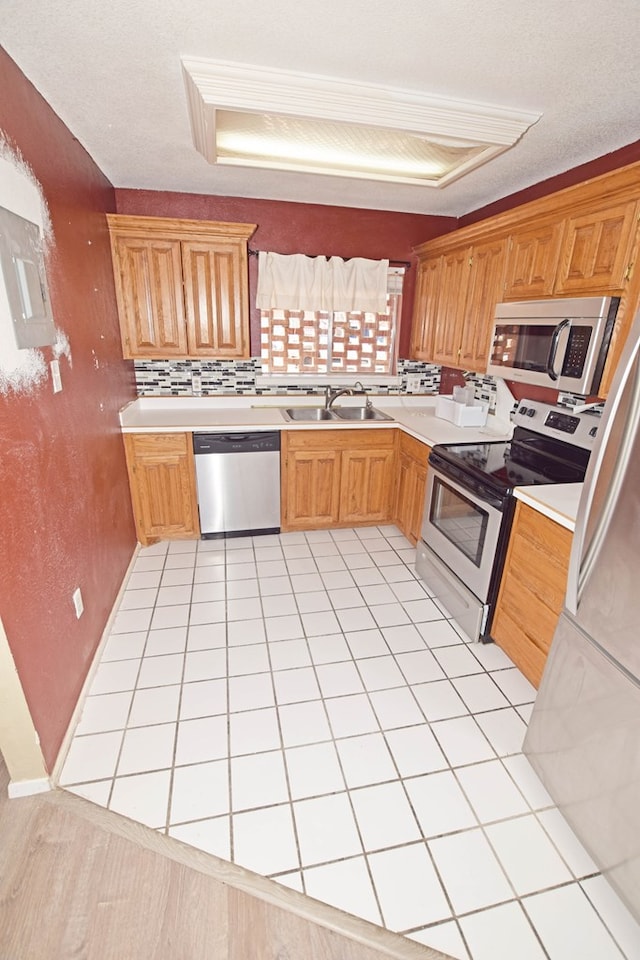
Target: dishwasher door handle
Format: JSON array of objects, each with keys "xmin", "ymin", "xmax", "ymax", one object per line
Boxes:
[{"xmin": 193, "ymin": 432, "xmax": 280, "ymax": 456}]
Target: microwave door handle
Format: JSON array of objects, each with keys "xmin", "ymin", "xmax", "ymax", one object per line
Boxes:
[{"xmin": 546, "ymin": 318, "xmax": 571, "ymax": 381}]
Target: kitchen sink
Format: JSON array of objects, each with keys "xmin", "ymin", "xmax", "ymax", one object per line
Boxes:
[
  {"xmin": 282, "ymin": 407, "xmax": 337, "ymax": 421},
  {"xmin": 281, "ymin": 405, "xmax": 394, "ymax": 423},
  {"xmin": 332, "ymin": 406, "xmax": 394, "ymax": 421}
]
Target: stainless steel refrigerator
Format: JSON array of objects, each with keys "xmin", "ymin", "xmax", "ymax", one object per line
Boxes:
[{"xmin": 524, "ymin": 307, "xmax": 640, "ymax": 923}]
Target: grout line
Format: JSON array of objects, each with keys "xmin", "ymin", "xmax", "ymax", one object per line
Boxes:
[
  {"xmin": 60, "ymin": 525, "xmax": 633, "ymax": 958},
  {"xmin": 260, "ymin": 608, "xmax": 306, "ymax": 891}
]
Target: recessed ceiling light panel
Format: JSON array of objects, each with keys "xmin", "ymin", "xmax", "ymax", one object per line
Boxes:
[{"xmin": 182, "ymin": 58, "xmax": 541, "ymax": 188}]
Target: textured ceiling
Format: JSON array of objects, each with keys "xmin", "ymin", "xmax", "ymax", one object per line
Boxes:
[{"xmin": 1, "ymin": 0, "xmax": 639, "ymax": 216}]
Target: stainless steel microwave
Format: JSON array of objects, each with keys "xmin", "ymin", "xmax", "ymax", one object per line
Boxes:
[{"xmin": 486, "ymin": 296, "xmax": 619, "ymax": 395}]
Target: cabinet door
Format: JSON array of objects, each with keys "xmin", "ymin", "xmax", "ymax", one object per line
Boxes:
[
  {"xmin": 182, "ymin": 240, "xmax": 249, "ymax": 358},
  {"xmin": 460, "ymin": 238, "xmax": 507, "ymax": 371},
  {"xmin": 492, "ymin": 501, "xmax": 571, "ymax": 687},
  {"xmin": 124, "ymin": 433, "xmax": 200, "ymax": 545},
  {"xmin": 555, "ymin": 199, "xmax": 639, "ymax": 294},
  {"xmin": 111, "ymin": 236, "xmax": 187, "ymax": 358},
  {"xmin": 283, "ymin": 448, "xmax": 341, "ymax": 530},
  {"xmin": 408, "ymin": 463, "xmax": 428, "ymax": 544},
  {"xmin": 431, "ymin": 248, "xmax": 471, "ymax": 366},
  {"xmin": 394, "ymin": 433, "xmax": 430, "ymax": 544},
  {"xmin": 503, "ymin": 222, "xmax": 564, "ymax": 300},
  {"xmin": 409, "ymin": 256, "xmax": 442, "ymax": 361},
  {"xmin": 340, "ymin": 447, "xmax": 395, "ymax": 524},
  {"xmin": 394, "ymin": 450, "xmax": 416, "ymax": 539}
]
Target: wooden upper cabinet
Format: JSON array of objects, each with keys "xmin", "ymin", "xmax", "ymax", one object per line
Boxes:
[
  {"xmin": 460, "ymin": 238, "xmax": 507, "ymax": 371},
  {"xmin": 182, "ymin": 241, "xmax": 248, "ymax": 357},
  {"xmin": 431, "ymin": 248, "xmax": 471, "ymax": 367},
  {"xmin": 555, "ymin": 199, "xmax": 639, "ymax": 295},
  {"xmin": 107, "ymin": 215, "xmax": 256, "ymax": 360},
  {"xmin": 411, "ymin": 239, "xmax": 507, "ymax": 373},
  {"xmin": 409, "ymin": 256, "xmax": 442, "ymax": 361},
  {"xmin": 503, "ymin": 220, "xmax": 565, "ymax": 300},
  {"xmin": 110, "ymin": 235, "xmax": 188, "ymax": 357},
  {"xmin": 409, "ymin": 162, "xmax": 640, "ymax": 393}
]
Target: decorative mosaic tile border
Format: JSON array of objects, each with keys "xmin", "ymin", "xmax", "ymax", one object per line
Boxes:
[
  {"xmin": 133, "ymin": 358, "xmax": 442, "ymax": 398},
  {"xmin": 464, "ymin": 373, "xmax": 498, "ymax": 412},
  {"xmin": 132, "ymin": 358, "xmax": 525, "ymax": 415}
]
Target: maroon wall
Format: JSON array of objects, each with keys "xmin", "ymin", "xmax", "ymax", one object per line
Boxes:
[
  {"xmin": 115, "ymin": 189, "xmax": 456, "ymax": 358},
  {"xmin": 459, "ymin": 139, "xmax": 640, "ymax": 227},
  {"xmin": 0, "ymin": 51, "xmax": 137, "ymax": 770},
  {"xmin": 116, "ymin": 138, "xmax": 640, "ymax": 362}
]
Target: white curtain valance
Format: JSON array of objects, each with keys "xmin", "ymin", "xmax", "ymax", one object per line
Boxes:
[{"xmin": 256, "ymin": 251, "xmax": 390, "ymax": 313}]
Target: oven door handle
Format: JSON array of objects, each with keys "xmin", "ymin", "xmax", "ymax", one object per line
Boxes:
[
  {"xmin": 546, "ymin": 318, "xmax": 570, "ymax": 381},
  {"xmin": 428, "ymin": 453, "xmax": 506, "ymax": 511}
]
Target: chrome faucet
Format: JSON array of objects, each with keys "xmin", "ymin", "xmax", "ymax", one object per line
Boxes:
[
  {"xmin": 325, "ymin": 385, "xmax": 354, "ymax": 409},
  {"xmin": 353, "ymin": 381, "xmax": 372, "ymax": 408},
  {"xmin": 325, "ymin": 381, "xmax": 369, "ymax": 409}
]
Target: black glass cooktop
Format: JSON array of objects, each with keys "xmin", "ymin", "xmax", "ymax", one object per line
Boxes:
[{"xmin": 430, "ymin": 425, "xmax": 590, "ymax": 495}]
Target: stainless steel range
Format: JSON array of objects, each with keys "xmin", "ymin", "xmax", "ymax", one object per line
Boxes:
[{"xmin": 416, "ymin": 399, "xmax": 600, "ymax": 643}]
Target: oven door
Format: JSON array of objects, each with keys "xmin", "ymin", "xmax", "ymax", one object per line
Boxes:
[{"xmin": 420, "ymin": 465, "xmax": 504, "ymax": 603}]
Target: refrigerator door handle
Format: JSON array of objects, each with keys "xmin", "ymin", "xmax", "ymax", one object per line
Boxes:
[{"xmin": 567, "ymin": 311, "xmax": 640, "ymax": 613}]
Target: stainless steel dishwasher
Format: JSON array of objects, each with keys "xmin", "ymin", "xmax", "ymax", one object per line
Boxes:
[{"xmin": 193, "ymin": 432, "xmax": 281, "ymax": 538}]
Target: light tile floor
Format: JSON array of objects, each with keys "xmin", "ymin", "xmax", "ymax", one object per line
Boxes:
[{"xmin": 60, "ymin": 526, "xmax": 640, "ymax": 960}]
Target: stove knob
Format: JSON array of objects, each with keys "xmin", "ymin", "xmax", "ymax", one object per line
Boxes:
[
  {"xmin": 589, "ymin": 426, "xmax": 598, "ymax": 438},
  {"xmin": 526, "ymin": 408, "xmax": 535, "ymax": 417},
  {"xmin": 519, "ymin": 405, "xmax": 528, "ymax": 415}
]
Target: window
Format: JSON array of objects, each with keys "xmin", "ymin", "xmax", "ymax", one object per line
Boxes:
[{"xmin": 260, "ymin": 267, "xmax": 404, "ymax": 376}]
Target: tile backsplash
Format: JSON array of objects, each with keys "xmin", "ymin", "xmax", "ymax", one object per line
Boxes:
[
  {"xmin": 134, "ymin": 358, "xmax": 442, "ymax": 398},
  {"xmin": 133, "ymin": 358, "xmax": 503, "ymax": 412},
  {"xmin": 132, "ymin": 359, "xmax": 603, "ymax": 419}
]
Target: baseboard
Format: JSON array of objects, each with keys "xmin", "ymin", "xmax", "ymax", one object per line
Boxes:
[
  {"xmin": 8, "ymin": 776, "xmax": 51, "ymax": 798},
  {"xmin": 50, "ymin": 543, "xmax": 141, "ymax": 786}
]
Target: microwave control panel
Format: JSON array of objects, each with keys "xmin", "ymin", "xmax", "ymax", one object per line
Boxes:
[{"xmin": 562, "ymin": 326, "xmax": 592, "ymax": 377}]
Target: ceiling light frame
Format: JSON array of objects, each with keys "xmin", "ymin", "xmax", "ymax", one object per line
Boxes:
[{"xmin": 182, "ymin": 57, "xmax": 541, "ymax": 188}]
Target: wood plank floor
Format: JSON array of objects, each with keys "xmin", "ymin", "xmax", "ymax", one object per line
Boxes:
[{"xmin": 0, "ymin": 759, "xmax": 452, "ymax": 959}]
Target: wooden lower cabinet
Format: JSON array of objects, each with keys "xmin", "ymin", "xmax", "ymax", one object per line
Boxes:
[
  {"xmin": 281, "ymin": 429, "xmax": 396, "ymax": 531},
  {"xmin": 394, "ymin": 433, "xmax": 431, "ymax": 544},
  {"xmin": 283, "ymin": 446, "xmax": 341, "ymax": 529},
  {"xmin": 491, "ymin": 500, "xmax": 572, "ymax": 688},
  {"xmin": 123, "ymin": 432, "xmax": 200, "ymax": 546},
  {"xmin": 339, "ymin": 446, "xmax": 396, "ymax": 524}
]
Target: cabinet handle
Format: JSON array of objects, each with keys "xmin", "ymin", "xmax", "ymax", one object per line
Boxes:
[{"xmin": 624, "ymin": 261, "xmax": 634, "ymax": 282}]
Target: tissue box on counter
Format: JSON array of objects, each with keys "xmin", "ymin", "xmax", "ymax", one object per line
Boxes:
[{"xmin": 435, "ymin": 394, "xmax": 489, "ymax": 427}]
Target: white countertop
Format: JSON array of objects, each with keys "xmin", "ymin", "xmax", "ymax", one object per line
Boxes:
[
  {"xmin": 514, "ymin": 483, "xmax": 583, "ymax": 531},
  {"xmin": 119, "ymin": 395, "xmax": 514, "ymax": 448},
  {"xmin": 120, "ymin": 395, "xmax": 584, "ymax": 527}
]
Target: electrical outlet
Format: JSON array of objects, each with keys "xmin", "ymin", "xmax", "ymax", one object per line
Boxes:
[
  {"xmin": 50, "ymin": 359, "xmax": 62, "ymax": 393},
  {"xmin": 72, "ymin": 587, "xmax": 84, "ymax": 619},
  {"xmin": 191, "ymin": 373, "xmax": 202, "ymax": 395},
  {"xmin": 406, "ymin": 374, "xmax": 422, "ymax": 392}
]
